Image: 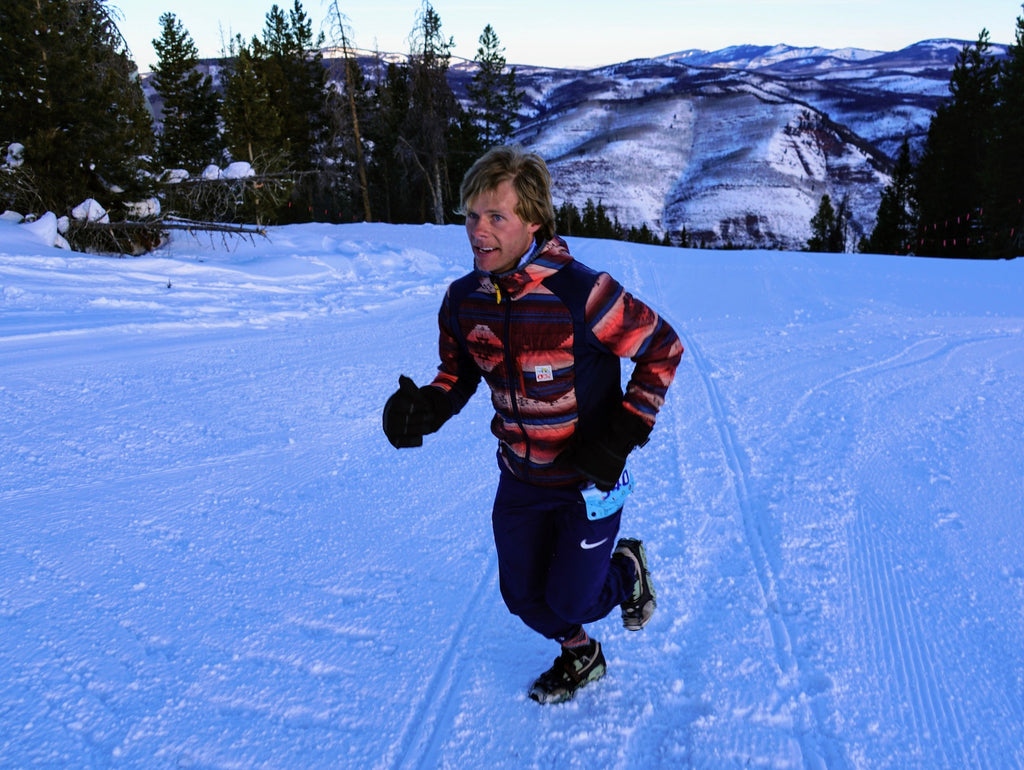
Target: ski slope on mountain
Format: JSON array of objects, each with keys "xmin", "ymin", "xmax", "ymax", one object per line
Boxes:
[{"xmin": 2, "ymin": 221, "xmax": 1023, "ymax": 768}]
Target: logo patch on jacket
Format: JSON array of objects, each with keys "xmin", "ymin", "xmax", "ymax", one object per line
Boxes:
[{"xmin": 535, "ymin": 365, "xmax": 554, "ymax": 382}]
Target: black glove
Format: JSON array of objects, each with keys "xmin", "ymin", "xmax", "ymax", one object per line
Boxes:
[
  {"xmin": 564, "ymin": 406, "xmax": 652, "ymax": 490},
  {"xmin": 382, "ymin": 375, "xmax": 452, "ymax": 448}
]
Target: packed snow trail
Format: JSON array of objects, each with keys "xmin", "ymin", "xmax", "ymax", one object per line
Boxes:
[{"xmin": 2, "ymin": 222, "xmax": 1024, "ymax": 768}]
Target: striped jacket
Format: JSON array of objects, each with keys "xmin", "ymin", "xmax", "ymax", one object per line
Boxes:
[{"xmin": 430, "ymin": 236, "xmax": 682, "ymax": 487}]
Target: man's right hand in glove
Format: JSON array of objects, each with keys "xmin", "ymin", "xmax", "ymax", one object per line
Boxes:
[
  {"xmin": 561, "ymin": 405, "xmax": 652, "ymax": 490},
  {"xmin": 382, "ymin": 375, "xmax": 452, "ymax": 448}
]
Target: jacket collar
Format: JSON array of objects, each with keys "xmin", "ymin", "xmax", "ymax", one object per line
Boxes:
[{"xmin": 476, "ymin": 236, "xmax": 572, "ymax": 302}]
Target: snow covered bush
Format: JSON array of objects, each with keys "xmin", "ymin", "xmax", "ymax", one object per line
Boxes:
[{"xmin": 72, "ymin": 198, "xmax": 110, "ymax": 224}]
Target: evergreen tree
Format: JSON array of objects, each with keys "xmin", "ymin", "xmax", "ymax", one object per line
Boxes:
[
  {"xmin": 986, "ymin": 10, "xmax": 1024, "ymax": 258},
  {"xmin": 219, "ymin": 35, "xmax": 292, "ymax": 224},
  {"xmin": 556, "ymin": 200, "xmax": 582, "ymax": 236},
  {"xmin": 577, "ymin": 199, "xmax": 622, "ymax": 240},
  {"xmin": 0, "ymin": 0, "xmax": 153, "ymax": 215},
  {"xmin": 220, "ymin": 36, "xmax": 287, "ymax": 166},
  {"xmin": 365, "ymin": 60, "xmax": 412, "ymax": 223},
  {"xmin": 597, "ymin": 201, "xmax": 623, "ymax": 240},
  {"xmin": 256, "ymin": 1, "xmax": 329, "ymax": 175},
  {"xmin": 914, "ymin": 31, "xmax": 999, "ymax": 257},
  {"xmin": 151, "ymin": 13, "xmax": 222, "ymax": 172},
  {"xmin": 864, "ymin": 138, "xmax": 916, "ymax": 254},
  {"xmin": 446, "ymin": 106, "xmax": 485, "ymax": 207},
  {"xmin": 581, "ymin": 198, "xmax": 600, "ymax": 235},
  {"xmin": 467, "ymin": 25, "xmax": 522, "ymax": 148},
  {"xmin": 400, "ymin": 2, "xmax": 460, "ymax": 224},
  {"xmin": 808, "ymin": 194, "xmax": 849, "ymax": 252},
  {"xmin": 627, "ymin": 223, "xmax": 657, "ymax": 245},
  {"xmin": 219, "ymin": 1, "xmax": 330, "ymax": 222},
  {"xmin": 556, "ymin": 198, "xmax": 667, "ymax": 245}
]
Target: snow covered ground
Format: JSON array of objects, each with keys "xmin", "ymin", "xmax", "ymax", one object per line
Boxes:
[{"xmin": 2, "ymin": 219, "xmax": 1023, "ymax": 768}]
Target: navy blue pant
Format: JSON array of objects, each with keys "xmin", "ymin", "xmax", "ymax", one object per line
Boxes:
[{"xmin": 491, "ymin": 469, "xmax": 635, "ymax": 641}]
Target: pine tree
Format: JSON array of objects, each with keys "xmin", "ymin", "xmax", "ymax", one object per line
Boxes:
[
  {"xmin": 322, "ymin": 47, "xmax": 374, "ymax": 222},
  {"xmin": 151, "ymin": 13, "xmax": 222, "ymax": 172},
  {"xmin": 263, "ymin": 1, "xmax": 332, "ymax": 221},
  {"xmin": 365, "ymin": 60, "xmax": 412, "ymax": 223},
  {"xmin": 446, "ymin": 106, "xmax": 485, "ymax": 207},
  {"xmin": 628, "ymin": 223, "xmax": 656, "ymax": 244},
  {"xmin": 864, "ymin": 139, "xmax": 916, "ymax": 254},
  {"xmin": 218, "ymin": 35, "xmax": 293, "ymax": 225},
  {"xmin": 577, "ymin": 199, "xmax": 622, "ymax": 240},
  {"xmin": 219, "ymin": 1, "xmax": 330, "ymax": 222},
  {"xmin": 914, "ymin": 31, "xmax": 999, "ymax": 257},
  {"xmin": 556, "ymin": 200, "xmax": 582, "ymax": 236},
  {"xmin": 399, "ymin": 1, "xmax": 459, "ymax": 224},
  {"xmin": 986, "ymin": 10, "xmax": 1024, "ymax": 258},
  {"xmin": 808, "ymin": 194, "xmax": 840, "ymax": 252},
  {"xmin": 221, "ymin": 36, "xmax": 287, "ymax": 166},
  {"xmin": 467, "ymin": 25, "xmax": 522, "ymax": 148},
  {"xmin": 256, "ymin": 1, "xmax": 329, "ymax": 174},
  {"xmin": 581, "ymin": 198, "xmax": 599, "ymax": 235},
  {"xmin": 0, "ymin": 0, "xmax": 153, "ymax": 215}
]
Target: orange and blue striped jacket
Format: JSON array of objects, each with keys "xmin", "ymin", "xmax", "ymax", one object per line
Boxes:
[{"xmin": 430, "ymin": 236, "xmax": 682, "ymax": 487}]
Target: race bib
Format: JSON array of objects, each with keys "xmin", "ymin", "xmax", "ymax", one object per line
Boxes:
[{"xmin": 580, "ymin": 468, "xmax": 634, "ymax": 520}]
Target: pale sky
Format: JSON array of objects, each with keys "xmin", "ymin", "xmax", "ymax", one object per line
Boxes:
[{"xmin": 111, "ymin": 0, "xmax": 1021, "ymax": 72}]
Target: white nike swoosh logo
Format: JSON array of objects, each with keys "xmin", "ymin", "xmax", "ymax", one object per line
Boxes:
[{"xmin": 580, "ymin": 537, "xmax": 609, "ymax": 550}]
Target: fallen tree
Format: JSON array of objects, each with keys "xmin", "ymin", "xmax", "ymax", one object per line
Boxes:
[{"xmin": 66, "ymin": 216, "xmax": 268, "ymax": 256}]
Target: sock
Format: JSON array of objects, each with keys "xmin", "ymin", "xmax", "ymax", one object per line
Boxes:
[{"xmin": 560, "ymin": 626, "xmax": 591, "ymax": 650}]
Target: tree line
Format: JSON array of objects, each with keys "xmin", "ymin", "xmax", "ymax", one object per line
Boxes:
[
  {"xmin": 556, "ymin": 199, "xmax": 688, "ymax": 247},
  {"xmin": 809, "ymin": 9, "xmax": 1024, "ymax": 259},
  {"xmin": 0, "ymin": 0, "xmax": 524, "ymax": 243},
  {"xmin": 2, "ymin": 1, "xmax": 1020, "ymax": 257}
]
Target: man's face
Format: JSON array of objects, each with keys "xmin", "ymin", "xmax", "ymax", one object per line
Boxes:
[{"xmin": 465, "ymin": 180, "xmax": 541, "ymax": 274}]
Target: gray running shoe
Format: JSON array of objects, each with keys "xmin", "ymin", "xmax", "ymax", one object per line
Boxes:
[
  {"xmin": 615, "ymin": 538, "xmax": 656, "ymax": 630},
  {"xmin": 528, "ymin": 639, "xmax": 607, "ymax": 704}
]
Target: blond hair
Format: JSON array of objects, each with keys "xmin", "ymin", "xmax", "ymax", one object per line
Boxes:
[{"xmin": 459, "ymin": 146, "xmax": 556, "ymax": 243}]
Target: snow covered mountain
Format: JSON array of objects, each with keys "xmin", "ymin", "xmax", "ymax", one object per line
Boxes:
[
  {"xmin": 465, "ymin": 39, "xmax": 1007, "ymax": 249},
  {"xmin": 148, "ymin": 39, "xmax": 1004, "ymax": 250}
]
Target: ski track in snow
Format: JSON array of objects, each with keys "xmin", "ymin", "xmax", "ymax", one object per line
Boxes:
[
  {"xmin": 829, "ymin": 330, "xmax": 1024, "ymax": 770},
  {"xmin": 615, "ymin": 244, "xmax": 845, "ymax": 769},
  {"xmin": 575, "ymin": 239, "xmax": 1024, "ymax": 769},
  {"xmin": 684, "ymin": 331, "xmax": 841, "ymax": 770},
  {"xmin": 3, "ymin": 222, "xmax": 1024, "ymax": 768},
  {"xmin": 390, "ymin": 553, "xmax": 498, "ymax": 769}
]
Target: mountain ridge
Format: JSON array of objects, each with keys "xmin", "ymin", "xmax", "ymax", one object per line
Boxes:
[
  {"xmin": 146, "ymin": 38, "xmax": 1007, "ymax": 249},
  {"xmin": 476, "ymin": 38, "xmax": 1007, "ymax": 248}
]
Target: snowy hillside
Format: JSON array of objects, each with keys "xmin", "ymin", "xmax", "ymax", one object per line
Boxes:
[
  {"xmin": 515, "ymin": 62, "xmax": 889, "ymax": 251},
  {"xmin": 154, "ymin": 38, "xmax": 997, "ymax": 248},
  {"xmin": 510, "ymin": 38, "xmax": 1004, "ymax": 157},
  {"xmin": 2, "ymin": 219, "xmax": 1024, "ymax": 768},
  {"xmin": 467, "ymin": 39, "xmax": 1006, "ymax": 248}
]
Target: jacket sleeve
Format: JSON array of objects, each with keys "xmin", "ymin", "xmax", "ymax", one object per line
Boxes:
[
  {"xmin": 428, "ymin": 283, "xmax": 481, "ymax": 416},
  {"xmin": 586, "ymin": 272, "xmax": 683, "ymax": 426}
]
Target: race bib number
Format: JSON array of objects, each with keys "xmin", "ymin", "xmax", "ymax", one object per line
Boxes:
[{"xmin": 580, "ymin": 468, "xmax": 634, "ymax": 520}]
